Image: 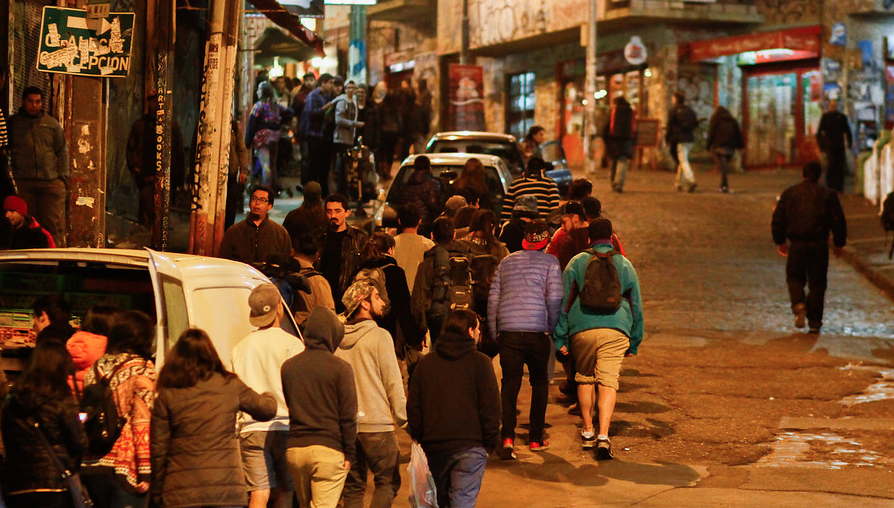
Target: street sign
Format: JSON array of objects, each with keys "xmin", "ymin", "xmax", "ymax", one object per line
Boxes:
[{"xmin": 37, "ymin": 7, "xmax": 135, "ymax": 77}]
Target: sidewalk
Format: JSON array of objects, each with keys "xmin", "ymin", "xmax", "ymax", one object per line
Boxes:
[{"xmin": 838, "ymin": 192, "xmax": 894, "ymax": 299}]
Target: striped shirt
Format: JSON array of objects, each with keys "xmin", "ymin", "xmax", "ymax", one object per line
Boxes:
[
  {"xmin": 501, "ymin": 172, "xmax": 561, "ymax": 221},
  {"xmin": 0, "ymin": 108, "xmax": 7, "ymax": 150}
]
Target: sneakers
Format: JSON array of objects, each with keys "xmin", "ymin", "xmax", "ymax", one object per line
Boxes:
[
  {"xmin": 500, "ymin": 438, "xmax": 516, "ymax": 460},
  {"xmin": 596, "ymin": 436, "xmax": 613, "ymax": 460},
  {"xmin": 808, "ymin": 326, "xmax": 821, "ymax": 334},
  {"xmin": 529, "ymin": 440, "xmax": 550, "ymax": 452},
  {"xmin": 687, "ymin": 183, "xmax": 698, "ymax": 193},
  {"xmin": 612, "ymin": 184, "xmax": 623, "ymax": 193},
  {"xmin": 793, "ymin": 303, "xmax": 807, "ymax": 329},
  {"xmin": 719, "ymin": 185, "xmax": 729, "ymax": 193},
  {"xmin": 581, "ymin": 429, "xmax": 595, "ymax": 449}
]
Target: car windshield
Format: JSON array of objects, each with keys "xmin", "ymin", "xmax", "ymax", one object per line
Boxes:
[
  {"xmin": 387, "ymin": 163, "xmax": 505, "ymax": 215},
  {"xmin": 428, "ymin": 139, "xmax": 524, "ymax": 172}
]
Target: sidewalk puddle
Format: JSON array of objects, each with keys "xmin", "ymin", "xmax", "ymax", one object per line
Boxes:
[
  {"xmin": 839, "ymin": 366, "xmax": 894, "ymax": 405},
  {"xmin": 756, "ymin": 432, "xmax": 888, "ymax": 469}
]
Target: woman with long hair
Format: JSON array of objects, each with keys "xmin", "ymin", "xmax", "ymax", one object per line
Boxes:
[
  {"xmin": 1, "ymin": 341, "xmax": 89, "ymax": 508},
  {"xmin": 80, "ymin": 310, "xmax": 156, "ymax": 508},
  {"xmin": 461, "ymin": 209, "xmax": 509, "ymax": 261},
  {"xmin": 150, "ymin": 328, "xmax": 276, "ymax": 508},
  {"xmin": 452, "ymin": 158, "xmax": 493, "ymax": 213},
  {"xmin": 519, "ymin": 125, "xmax": 546, "ymax": 167},
  {"xmin": 358, "ymin": 232, "xmax": 424, "ymax": 360}
]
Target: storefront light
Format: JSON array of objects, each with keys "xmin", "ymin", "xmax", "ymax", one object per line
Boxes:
[
  {"xmin": 594, "ymin": 90, "xmax": 608, "ymax": 100},
  {"xmin": 269, "ymin": 57, "xmax": 284, "ymax": 78},
  {"xmin": 311, "ymin": 57, "xmax": 323, "ymax": 68},
  {"xmin": 644, "ymin": 69, "xmax": 652, "ymax": 78}
]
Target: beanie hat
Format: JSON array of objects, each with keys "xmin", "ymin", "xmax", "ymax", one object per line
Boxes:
[{"xmin": 2, "ymin": 196, "xmax": 27, "ymax": 216}]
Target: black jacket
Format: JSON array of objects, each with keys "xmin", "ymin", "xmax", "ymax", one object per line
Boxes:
[
  {"xmin": 360, "ymin": 255, "xmax": 424, "ymax": 351},
  {"xmin": 407, "ymin": 330, "xmax": 500, "ymax": 455},
  {"xmin": 771, "ymin": 179, "xmax": 847, "ymax": 246},
  {"xmin": 281, "ymin": 307, "xmax": 358, "ymax": 462},
  {"xmin": 317, "ymin": 225, "xmax": 370, "ymax": 297},
  {"xmin": 665, "ymin": 104, "xmax": 698, "ymax": 144},
  {"xmin": 815, "ymin": 111, "xmax": 852, "ymax": 152},
  {"xmin": 0, "ymin": 216, "xmax": 50, "ymax": 250},
  {"xmin": 1, "ymin": 393, "xmax": 88, "ymax": 495},
  {"xmin": 707, "ymin": 110, "xmax": 744, "ymax": 152},
  {"xmin": 218, "ymin": 215, "xmax": 292, "ymax": 264}
]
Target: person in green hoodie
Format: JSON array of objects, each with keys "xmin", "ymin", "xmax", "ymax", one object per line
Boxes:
[{"xmin": 335, "ymin": 279, "xmax": 406, "ymax": 508}]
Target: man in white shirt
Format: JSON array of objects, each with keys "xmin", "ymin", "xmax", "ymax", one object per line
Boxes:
[
  {"xmin": 392, "ymin": 206, "xmax": 434, "ymax": 292},
  {"xmin": 232, "ymin": 283, "xmax": 306, "ymax": 508}
]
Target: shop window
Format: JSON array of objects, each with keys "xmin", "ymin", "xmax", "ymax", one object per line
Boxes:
[{"xmin": 507, "ymin": 72, "xmax": 536, "ymax": 139}]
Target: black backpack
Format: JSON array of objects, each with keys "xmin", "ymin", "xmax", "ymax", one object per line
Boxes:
[
  {"xmin": 881, "ymin": 192, "xmax": 894, "ymax": 259},
  {"xmin": 80, "ymin": 363, "xmax": 125, "ymax": 457},
  {"xmin": 579, "ymin": 249, "xmax": 623, "ymax": 313},
  {"xmin": 431, "ymin": 247, "xmax": 474, "ymax": 314}
]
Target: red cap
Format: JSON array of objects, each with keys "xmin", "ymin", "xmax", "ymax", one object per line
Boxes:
[{"xmin": 3, "ymin": 196, "xmax": 27, "ymax": 216}]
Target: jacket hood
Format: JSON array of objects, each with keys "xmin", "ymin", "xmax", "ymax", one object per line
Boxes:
[
  {"xmin": 360, "ymin": 255, "xmax": 397, "ymax": 269},
  {"xmin": 435, "ymin": 330, "xmax": 478, "ymax": 360},
  {"xmin": 303, "ymin": 307, "xmax": 345, "ymax": 352},
  {"xmin": 340, "ymin": 319, "xmax": 378, "ymax": 349}
]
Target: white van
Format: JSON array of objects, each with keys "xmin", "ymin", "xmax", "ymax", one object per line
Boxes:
[{"xmin": 0, "ymin": 248, "xmax": 301, "ymax": 369}]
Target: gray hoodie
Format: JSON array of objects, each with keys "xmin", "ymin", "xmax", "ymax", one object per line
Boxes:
[{"xmin": 335, "ymin": 319, "xmax": 407, "ymax": 432}]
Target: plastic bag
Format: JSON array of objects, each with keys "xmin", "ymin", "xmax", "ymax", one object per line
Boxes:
[{"xmin": 408, "ymin": 442, "xmax": 438, "ymax": 508}]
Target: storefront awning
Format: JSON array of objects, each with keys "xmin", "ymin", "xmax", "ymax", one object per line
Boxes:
[
  {"xmin": 247, "ymin": 0, "xmax": 325, "ymax": 57},
  {"xmin": 252, "ymin": 27, "xmax": 318, "ymax": 66},
  {"xmin": 684, "ymin": 25, "xmax": 821, "ymax": 61}
]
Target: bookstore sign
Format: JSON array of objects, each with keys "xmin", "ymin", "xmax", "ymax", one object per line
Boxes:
[{"xmin": 37, "ymin": 7, "xmax": 135, "ymax": 77}]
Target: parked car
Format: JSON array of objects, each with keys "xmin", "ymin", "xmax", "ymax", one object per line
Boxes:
[
  {"xmin": 0, "ymin": 248, "xmax": 301, "ymax": 370},
  {"xmin": 374, "ymin": 153, "xmax": 512, "ymax": 228},
  {"xmin": 425, "ymin": 131, "xmax": 572, "ymax": 195}
]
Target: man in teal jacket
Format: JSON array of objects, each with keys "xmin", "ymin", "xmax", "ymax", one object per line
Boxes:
[{"xmin": 554, "ymin": 218, "xmax": 643, "ymax": 460}]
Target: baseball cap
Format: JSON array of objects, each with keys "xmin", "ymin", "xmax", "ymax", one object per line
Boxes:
[
  {"xmin": 522, "ymin": 220, "xmax": 550, "ymax": 250},
  {"xmin": 342, "ymin": 279, "xmax": 377, "ymax": 318},
  {"xmin": 248, "ymin": 283, "xmax": 281, "ymax": 327},
  {"xmin": 561, "ymin": 201, "xmax": 585, "ymax": 219}
]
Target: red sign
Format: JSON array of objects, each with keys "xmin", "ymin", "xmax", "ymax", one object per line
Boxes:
[
  {"xmin": 448, "ymin": 64, "xmax": 485, "ymax": 131},
  {"xmin": 686, "ymin": 25, "xmax": 821, "ymax": 61}
]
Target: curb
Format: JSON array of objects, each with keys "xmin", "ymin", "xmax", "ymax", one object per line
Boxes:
[{"xmin": 840, "ymin": 245, "xmax": 894, "ymax": 300}]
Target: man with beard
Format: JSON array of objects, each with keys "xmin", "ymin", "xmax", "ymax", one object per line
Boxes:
[
  {"xmin": 219, "ymin": 185, "xmax": 291, "ymax": 264},
  {"xmin": 334, "ymin": 280, "xmax": 406, "ymax": 508},
  {"xmin": 316, "ymin": 194, "xmax": 369, "ymax": 313}
]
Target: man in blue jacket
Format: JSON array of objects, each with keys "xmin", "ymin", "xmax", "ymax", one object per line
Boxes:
[
  {"xmin": 554, "ymin": 218, "xmax": 643, "ymax": 460},
  {"xmin": 488, "ymin": 220, "xmax": 563, "ymax": 459}
]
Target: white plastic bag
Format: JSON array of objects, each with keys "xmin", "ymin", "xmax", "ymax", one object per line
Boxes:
[{"xmin": 408, "ymin": 442, "xmax": 438, "ymax": 508}]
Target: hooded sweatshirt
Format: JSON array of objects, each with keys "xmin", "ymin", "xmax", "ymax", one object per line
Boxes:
[
  {"xmin": 281, "ymin": 307, "xmax": 358, "ymax": 462},
  {"xmin": 407, "ymin": 330, "xmax": 501, "ymax": 455},
  {"xmin": 335, "ymin": 319, "xmax": 407, "ymax": 432},
  {"xmin": 66, "ymin": 330, "xmax": 108, "ymax": 392}
]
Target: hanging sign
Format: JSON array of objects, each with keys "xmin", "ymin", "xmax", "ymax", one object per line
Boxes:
[
  {"xmin": 624, "ymin": 36, "xmax": 647, "ymax": 65},
  {"xmin": 37, "ymin": 7, "xmax": 134, "ymax": 77}
]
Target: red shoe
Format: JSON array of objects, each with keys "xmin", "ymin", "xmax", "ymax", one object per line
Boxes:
[
  {"xmin": 529, "ymin": 440, "xmax": 550, "ymax": 452},
  {"xmin": 500, "ymin": 438, "xmax": 516, "ymax": 460}
]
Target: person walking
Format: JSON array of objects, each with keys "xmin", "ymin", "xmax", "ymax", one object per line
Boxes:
[
  {"xmin": 283, "ymin": 180, "xmax": 328, "ymax": 241},
  {"xmin": 231, "ymin": 283, "xmax": 305, "ymax": 508},
  {"xmin": 706, "ymin": 106, "xmax": 744, "ymax": 193},
  {"xmin": 392, "ymin": 206, "xmax": 435, "ymax": 292},
  {"xmin": 376, "ymin": 91, "xmax": 401, "ymax": 180},
  {"xmin": 666, "ymin": 92, "xmax": 699, "ymax": 193},
  {"xmin": 281, "ymin": 307, "xmax": 358, "ymax": 508},
  {"xmin": 401, "ymin": 155, "xmax": 442, "ymax": 237},
  {"xmin": 554, "ymin": 218, "xmax": 644, "ymax": 460},
  {"xmin": 335, "ymin": 280, "xmax": 407, "ymax": 508},
  {"xmin": 1, "ymin": 341, "xmax": 88, "ymax": 508},
  {"xmin": 7, "ymin": 86, "xmax": 69, "ymax": 243},
  {"xmin": 318, "ymin": 194, "xmax": 369, "ymax": 313},
  {"xmin": 246, "ymin": 81, "xmax": 288, "ymax": 191},
  {"xmin": 488, "ymin": 220, "xmax": 563, "ymax": 459},
  {"xmin": 501, "ymin": 157, "xmax": 560, "ymax": 222},
  {"xmin": 218, "ymin": 185, "xmax": 292, "ymax": 265},
  {"xmin": 151, "ymin": 328, "xmax": 277, "ymax": 508},
  {"xmin": 771, "ymin": 161, "xmax": 847, "ymax": 333},
  {"xmin": 332, "ymin": 80, "xmax": 365, "ymax": 195},
  {"xmin": 603, "ymin": 96, "xmax": 636, "ymax": 193},
  {"xmin": 814, "ymin": 98, "xmax": 853, "ymax": 192},
  {"xmin": 301, "ymin": 74, "xmax": 336, "ymax": 196},
  {"xmin": 80, "ymin": 310, "xmax": 157, "ymax": 508},
  {"xmin": 407, "ymin": 309, "xmax": 500, "ymax": 508}
]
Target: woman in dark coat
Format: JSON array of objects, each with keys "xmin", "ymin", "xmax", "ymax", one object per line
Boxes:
[
  {"xmin": 1, "ymin": 341, "xmax": 89, "ymax": 508},
  {"xmin": 358, "ymin": 232, "xmax": 424, "ymax": 360},
  {"xmin": 150, "ymin": 328, "xmax": 276, "ymax": 508},
  {"xmin": 706, "ymin": 106, "xmax": 744, "ymax": 193}
]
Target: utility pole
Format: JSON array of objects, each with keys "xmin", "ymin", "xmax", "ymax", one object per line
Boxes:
[
  {"xmin": 583, "ymin": 0, "xmax": 598, "ymax": 175},
  {"xmin": 460, "ymin": 0, "xmax": 470, "ymax": 64},
  {"xmin": 188, "ymin": 0, "xmax": 242, "ymax": 256}
]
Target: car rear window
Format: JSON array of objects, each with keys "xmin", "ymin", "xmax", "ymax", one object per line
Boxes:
[
  {"xmin": 428, "ymin": 140, "xmax": 523, "ymax": 171},
  {"xmin": 0, "ymin": 261, "xmax": 156, "ymax": 349},
  {"xmin": 387, "ymin": 164, "xmax": 505, "ymax": 215}
]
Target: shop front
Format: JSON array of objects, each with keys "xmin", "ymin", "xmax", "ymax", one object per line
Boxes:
[{"xmin": 684, "ymin": 26, "xmax": 822, "ymax": 169}]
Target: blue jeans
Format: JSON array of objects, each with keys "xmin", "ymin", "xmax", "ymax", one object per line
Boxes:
[
  {"xmin": 342, "ymin": 432, "xmax": 401, "ymax": 508},
  {"xmin": 426, "ymin": 447, "xmax": 487, "ymax": 508}
]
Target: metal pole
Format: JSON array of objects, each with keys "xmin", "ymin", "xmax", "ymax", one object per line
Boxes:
[
  {"xmin": 460, "ymin": 0, "xmax": 470, "ymax": 65},
  {"xmin": 155, "ymin": 0, "xmax": 174, "ymax": 251},
  {"xmin": 584, "ymin": 0, "xmax": 598, "ymax": 175}
]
